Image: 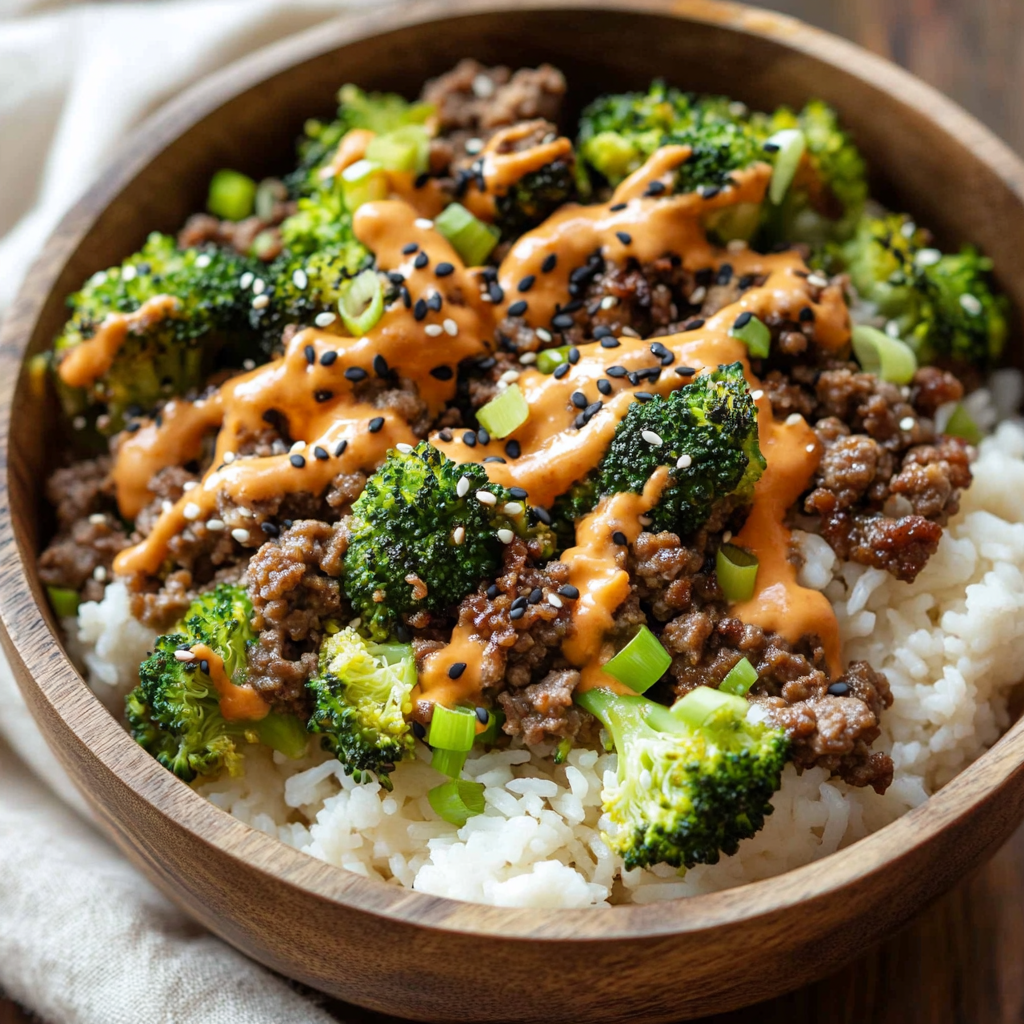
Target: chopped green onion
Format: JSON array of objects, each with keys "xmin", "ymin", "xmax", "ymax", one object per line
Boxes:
[
  {"xmin": 207, "ymin": 169, "xmax": 257, "ymax": 221},
  {"xmin": 553, "ymin": 736, "xmax": 573, "ymax": 765},
  {"xmin": 943, "ymin": 403, "xmax": 982, "ymax": 445},
  {"xmin": 251, "ymin": 713, "xmax": 309, "ymax": 760},
  {"xmin": 428, "ymin": 703, "xmax": 477, "ymax": 751},
  {"xmin": 729, "ymin": 313, "xmax": 771, "ymax": 358},
  {"xmin": 46, "ymin": 585, "xmax": 79, "ymax": 618},
  {"xmin": 340, "ymin": 159, "xmax": 388, "ymax": 212},
  {"xmin": 602, "ymin": 625, "xmax": 671, "ymax": 694},
  {"xmin": 851, "ymin": 325, "xmax": 917, "ymax": 385},
  {"xmin": 766, "ymin": 128, "xmax": 806, "ymax": 205},
  {"xmin": 716, "ymin": 543, "xmax": 759, "ymax": 603},
  {"xmin": 249, "ymin": 230, "xmax": 278, "ymax": 260},
  {"xmin": 365, "ymin": 125, "xmax": 431, "ymax": 174},
  {"xmin": 254, "ymin": 178, "xmax": 285, "ymax": 221},
  {"xmin": 434, "ymin": 202, "xmax": 500, "ymax": 266},
  {"xmin": 338, "ymin": 269, "xmax": 384, "ymax": 336},
  {"xmin": 431, "ymin": 746, "xmax": 468, "ymax": 778},
  {"xmin": 428, "ymin": 778, "xmax": 486, "ymax": 826},
  {"xmin": 536, "ymin": 346, "xmax": 571, "ymax": 374},
  {"xmin": 719, "ymin": 657, "xmax": 758, "ymax": 697},
  {"xmin": 476, "ymin": 384, "xmax": 529, "ymax": 439},
  {"xmin": 670, "ymin": 685, "xmax": 748, "ymax": 729},
  {"xmin": 477, "ymin": 708, "xmax": 505, "ymax": 746}
]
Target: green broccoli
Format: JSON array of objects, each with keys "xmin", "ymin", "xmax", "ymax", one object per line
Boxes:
[
  {"xmin": 494, "ymin": 158, "xmax": 576, "ymax": 241},
  {"xmin": 556, "ymin": 363, "xmax": 765, "ymax": 538},
  {"xmin": 344, "ymin": 441, "xmax": 544, "ymax": 638},
  {"xmin": 126, "ymin": 584, "xmax": 309, "ymax": 783},
  {"xmin": 576, "ymin": 686, "xmax": 789, "ymax": 870},
  {"xmin": 833, "ymin": 213, "xmax": 1008, "ymax": 367},
  {"xmin": 306, "ymin": 627, "xmax": 417, "ymax": 789},
  {"xmin": 53, "ymin": 232, "xmax": 269, "ymax": 431}
]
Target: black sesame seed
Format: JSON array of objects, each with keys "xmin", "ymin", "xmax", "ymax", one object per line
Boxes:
[
  {"xmin": 260, "ymin": 522, "xmax": 279, "ymax": 536},
  {"xmin": 518, "ymin": 275, "xmax": 536, "ymax": 293},
  {"xmin": 650, "ymin": 342, "xmax": 669, "ymax": 358},
  {"xmin": 126, "ymin": 422, "xmax": 141, "ymax": 433},
  {"xmin": 562, "ymin": 299, "xmax": 584, "ymax": 314},
  {"xmin": 553, "ymin": 363, "xmax": 570, "ymax": 380},
  {"xmin": 509, "ymin": 486, "xmax": 527, "ymax": 499},
  {"xmin": 290, "ymin": 454, "xmax": 306, "ymax": 468},
  {"xmin": 532, "ymin": 506, "xmax": 552, "ymax": 525},
  {"xmin": 827, "ymin": 682, "xmax": 850, "ymax": 696},
  {"xmin": 373, "ymin": 354, "xmax": 389, "ymax": 377},
  {"xmin": 414, "ymin": 172, "xmax": 430, "ymax": 189},
  {"xmin": 612, "ymin": 531, "xmax": 627, "ymax": 546},
  {"xmin": 320, "ymin": 350, "xmax": 338, "ymax": 366},
  {"xmin": 551, "ymin": 313, "xmax": 574, "ymax": 330},
  {"xmin": 763, "ymin": 140, "xmax": 780, "ymax": 153},
  {"xmin": 529, "ymin": 588, "xmax": 543, "ymax": 604},
  {"xmin": 435, "ymin": 262, "xmax": 454, "ymax": 278},
  {"xmin": 635, "ymin": 391, "xmax": 654, "ymax": 402},
  {"xmin": 507, "ymin": 300, "xmax": 528, "ymax": 317},
  {"xmin": 368, "ymin": 417, "xmax": 384, "ymax": 433},
  {"xmin": 558, "ymin": 584, "xmax": 579, "ymax": 599},
  {"xmin": 430, "ymin": 365, "xmax": 453, "ymax": 380},
  {"xmin": 660, "ymin": 352, "xmax": 675, "ymax": 366},
  {"xmin": 387, "ymin": 271, "xmax": 405, "ymax": 285},
  {"xmin": 438, "ymin": 428, "xmax": 453, "ymax": 442},
  {"xmin": 510, "ymin": 606, "xmax": 526, "ymax": 620},
  {"xmin": 609, "ymin": 202, "xmax": 627, "ymax": 212},
  {"xmin": 486, "ymin": 584, "xmax": 500, "ymax": 599},
  {"xmin": 304, "ymin": 344, "xmax": 316, "ymax": 365},
  {"xmin": 717, "ymin": 264, "xmax": 734, "ymax": 285},
  {"xmin": 627, "ymin": 372, "xmax": 641, "ymax": 386},
  {"xmin": 701, "ymin": 185, "xmax": 722, "ymax": 200},
  {"xmin": 541, "ymin": 253, "xmax": 557, "ymax": 273},
  {"xmin": 314, "ymin": 388, "xmax": 334, "ymax": 403},
  {"xmin": 412, "ymin": 721, "xmax": 427, "ymax": 740},
  {"xmin": 733, "ymin": 311, "xmax": 753, "ymax": 330},
  {"xmin": 600, "ymin": 337, "xmax": 620, "ymax": 349},
  {"xmin": 505, "ymin": 440, "xmax": 522, "ymax": 459},
  {"xmin": 200, "ymin": 660, "xmax": 210, "ymax": 675},
  {"xmin": 313, "ymin": 446, "xmax": 329, "ymax": 461},
  {"xmin": 675, "ymin": 366, "xmax": 696, "ymax": 377},
  {"xmin": 571, "ymin": 391, "xmax": 587, "ymax": 409},
  {"xmin": 401, "ymin": 286, "xmax": 412, "ymax": 308},
  {"xmin": 414, "ymin": 252, "xmax": 429, "ymax": 269},
  {"xmin": 584, "ymin": 401, "xmax": 603, "ymax": 419},
  {"xmin": 616, "ymin": 231, "xmax": 632, "ymax": 245},
  {"xmin": 738, "ymin": 274, "xmax": 756, "ymax": 290},
  {"xmin": 684, "ymin": 319, "xmax": 705, "ymax": 331},
  {"xmin": 799, "ymin": 306, "xmax": 815, "ymax": 322},
  {"xmin": 448, "ymin": 662, "xmax": 467, "ymax": 680},
  {"xmin": 427, "ymin": 292, "xmax": 443, "ymax": 312},
  {"xmin": 344, "ymin": 367, "xmax": 368, "ymax": 382},
  {"xmin": 593, "ymin": 326, "xmax": 613, "ymax": 340},
  {"xmin": 482, "ymin": 456, "xmax": 506, "ymax": 464},
  {"xmin": 477, "ymin": 427, "xmax": 491, "ymax": 445},
  {"xmin": 511, "ymin": 596, "xmax": 528, "ymax": 611},
  {"xmin": 645, "ymin": 180, "xmax": 667, "ymax": 196},
  {"xmin": 606, "ymin": 365, "xmax": 627, "ymax": 378},
  {"xmin": 475, "ymin": 706, "xmax": 489, "ymax": 724},
  {"xmin": 597, "ymin": 379, "xmax": 612, "ymax": 396},
  {"xmin": 402, "ymin": 242, "xmax": 419, "ymax": 255},
  {"xmin": 413, "ymin": 298, "xmax": 428, "ymax": 321},
  {"xmin": 489, "ymin": 283, "xmax": 505, "ymax": 303},
  {"xmin": 568, "ymin": 347, "xmax": 580, "ymax": 364},
  {"xmin": 395, "ymin": 624, "xmax": 411, "ymax": 643},
  {"xmin": 462, "ymin": 431, "xmax": 477, "ymax": 447},
  {"xmin": 334, "ymin": 440, "xmax": 348, "ymax": 457}
]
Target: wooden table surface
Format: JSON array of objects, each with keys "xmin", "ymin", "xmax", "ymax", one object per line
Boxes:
[{"xmin": 3, "ymin": 0, "xmax": 1023, "ymax": 1021}]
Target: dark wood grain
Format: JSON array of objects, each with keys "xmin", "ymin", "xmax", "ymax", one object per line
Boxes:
[{"xmin": 3, "ymin": 2, "xmax": 1024, "ymax": 1023}]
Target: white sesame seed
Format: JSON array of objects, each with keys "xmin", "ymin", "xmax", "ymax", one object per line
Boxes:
[
  {"xmin": 314, "ymin": 311, "xmax": 337, "ymax": 327},
  {"xmin": 252, "ymin": 294, "xmax": 269, "ymax": 310},
  {"xmin": 620, "ymin": 326, "xmax": 640, "ymax": 338},
  {"xmin": 641, "ymin": 429, "xmax": 663, "ymax": 446},
  {"xmin": 72, "ymin": 416, "xmax": 86, "ymax": 430},
  {"xmin": 497, "ymin": 528, "xmax": 514, "ymax": 544},
  {"xmin": 600, "ymin": 295, "xmax": 618, "ymax": 310},
  {"xmin": 92, "ymin": 566, "xmax": 107, "ymax": 582},
  {"xmin": 472, "ymin": 74, "xmax": 495, "ymax": 98},
  {"xmin": 465, "ymin": 138, "xmax": 484, "ymax": 154},
  {"xmin": 252, "ymin": 278, "xmax": 266, "ymax": 296},
  {"xmin": 807, "ymin": 274, "xmax": 828, "ymax": 288},
  {"xmin": 502, "ymin": 502, "xmax": 524, "ymax": 515},
  {"xmin": 231, "ymin": 528, "xmax": 250, "ymax": 543},
  {"xmin": 414, "ymin": 218, "xmax": 434, "ymax": 229},
  {"xmin": 88, "ymin": 513, "xmax": 106, "ymax": 525},
  {"xmin": 689, "ymin": 286, "xmax": 707, "ymax": 304},
  {"xmin": 457, "ymin": 475, "xmax": 471, "ymax": 498},
  {"xmin": 242, "ymin": 359, "xmax": 255, "ymax": 371},
  {"xmin": 900, "ymin": 416, "xmax": 915, "ymax": 431},
  {"xmin": 960, "ymin": 293, "xmax": 983, "ymax": 316},
  {"xmin": 90, "ymin": 271, "xmax": 108, "ymax": 287},
  {"xmin": 443, "ymin": 318, "xmax": 459, "ymax": 336},
  {"xmin": 726, "ymin": 239, "xmax": 748, "ymax": 254},
  {"xmin": 885, "ymin": 320, "xmax": 901, "ymax": 338},
  {"xmin": 476, "ymin": 490, "xmax": 497, "ymax": 506},
  {"xmin": 806, "ymin": 444, "xmax": 817, "ymax": 453},
  {"xmin": 182, "ymin": 481, "xmax": 197, "ymax": 491},
  {"xmin": 676, "ymin": 454, "xmax": 693, "ymax": 469},
  {"xmin": 547, "ymin": 593, "xmax": 563, "ymax": 609},
  {"xmin": 290, "ymin": 440, "xmax": 305, "ymax": 453},
  {"xmin": 161, "ymin": 500, "xmax": 173, "ymax": 514},
  {"xmin": 751, "ymin": 389, "xmax": 764, "ymax": 400},
  {"xmin": 638, "ymin": 515, "xmax": 652, "ymax": 526},
  {"xmin": 240, "ymin": 272, "xmax": 254, "ymax": 290},
  {"xmin": 236, "ymin": 506, "xmax": 252, "ymax": 517},
  {"xmin": 901, "ymin": 220, "xmax": 917, "ymax": 238},
  {"xmin": 785, "ymin": 413, "xmax": 803, "ymax": 426},
  {"xmin": 292, "ymin": 268, "xmax": 309, "ymax": 290},
  {"xmin": 424, "ymin": 324, "xmax": 443, "ymax": 337},
  {"xmin": 390, "ymin": 443, "xmax": 411, "ymax": 455},
  {"xmin": 206, "ymin": 519, "xmax": 225, "ymax": 531},
  {"xmin": 519, "ymin": 352, "xmax": 537, "ymax": 364},
  {"xmin": 915, "ymin": 247, "xmax": 942, "ymax": 268},
  {"xmin": 480, "ymin": 292, "xmax": 494, "ymax": 303},
  {"xmin": 349, "ymin": 618, "xmax": 362, "ymax": 629},
  {"xmin": 722, "ymin": 530, "xmax": 732, "ymax": 543},
  {"xmin": 182, "ymin": 502, "xmax": 201, "ymax": 520},
  {"xmin": 535, "ymin": 328, "xmax": 553, "ymax": 343},
  {"xmin": 453, "ymin": 526, "xmax": 465, "ymax": 545},
  {"xmin": 223, "ymin": 451, "xmax": 235, "ymax": 463},
  {"xmin": 639, "ymin": 768, "xmax": 653, "ymax": 791},
  {"xmin": 195, "ymin": 253, "xmax": 212, "ymax": 269},
  {"xmin": 173, "ymin": 650, "xmax": 196, "ymax": 662},
  {"xmin": 122, "ymin": 265, "xmax": 137, "ymax": 282},
  {"xmin": 499, "ymin": 370, "xmax": 521, "ymax": 385}
]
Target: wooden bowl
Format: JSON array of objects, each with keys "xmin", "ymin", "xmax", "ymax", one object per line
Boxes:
[{"xmin": 3, "ymin": 1, "xmax": 1024, "ymax": 1020}]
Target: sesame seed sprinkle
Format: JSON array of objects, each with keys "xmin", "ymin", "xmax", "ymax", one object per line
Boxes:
[
  {"xmin": 314, "ymin": 311, "xmax": 336, "ymax": 327},
  {"xmin": 292, "ymin": 268, "xmax": 308, "ymax": 289},
  {"xmin": 206, "ymin": 519, "xmax": 225, "ymax": 531},
  {"xmin": 457, "ymin": 476, "xmax": 470, "ymax": 497},
  {"xmin": 396, "ymin": 443, "xmax": 413, "ymax": 454},
  {"xmin": 425, "ymin": 324, "xmax": 443, "ymax": 337},
  {"xmin": 785, "ymin": 413, "xmax": 803, "ymax": 426},
  {"xmin": 414, "ymin": 218, "xmax": 434, "ymax": 229},
  {"xmin": 174, "ymin": 650, "xmax": 196, "ymax": 662},
  {"xmin": 368, "ymin": 417, "xmax": 384, "ymax": 433},
  {"xmin": 251, "ymin": 294, "xmax": 269, "ymax": 310},
  {"xmin": 676, "ymin": 454, "xmax": 692, "ymax": 469},
  {"xmin": 231, "ymin": 528, "xmax": 250, "ymax": 543},
  {"xmin": 453, "ymin": 526, "xmax": 465, "ymax": 545},
  {"xmin": 502, "ymin": 502, "xmax": 524, "ymax": 515},
  {"xmin": 900, "ymin": 416, "xmax": 916, "ymax": 431},
  {"xmin": 476, "ymin": 490, "xmax": 497, "ymax": 506},
  {"xmin": 183, "ymin": 502, "xmax": 201, "ymax": 520},
  {"xmin": 641, "ymin": 429, "xmax": 663, "ymax": 445},
  {"xmin": 443, "ymin": 318, "xmax": 459, "ymax": 336},
  {"xmin": 497, "ymin": 528, "xmax": 514, "ymax": 544},
  {"xmin": 547, "ymin": 593, "xmax": 563, "ymax": 609}
]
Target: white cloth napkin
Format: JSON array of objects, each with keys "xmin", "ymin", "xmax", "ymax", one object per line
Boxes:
[{"xmin": 0, "ymin": 2, "xmax": 395, "ymax": 1021}]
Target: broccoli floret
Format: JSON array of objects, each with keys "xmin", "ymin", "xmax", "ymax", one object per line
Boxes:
[
  {"xmin": 344, "ymin": 441, "xmax": 543, "ymax": 638},
  {"xmin": 576, "ymin": 686, "xmax": 789, "ymax": 869},
  {"xmin": 494, "ymin": 159, "xmax": 576, "ymax": 240},
  {"xmin": 306, "ymin": 628, "xmax": 417, "ymax": 789},
  {"xmin": 834, "ymin": 213, "xmax": 1008, "ymax": 367},
  {"xmin": 126, "ymin": 584, "xmax": 308, "ymax": 783},
  {"xmin": 557, "ymin": 363, "xmax": 764, "ymax": 538},
  {"xmin": 53, "ymin": 233, "xmax": 268, "ymax": 431}
]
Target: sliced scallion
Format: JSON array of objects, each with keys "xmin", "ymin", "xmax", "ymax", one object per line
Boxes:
[
  {"xmin": 729, "ymin": 312, "xmax": 771, "ymax": 358},
  {"xmin": 428, "ymin": 703, "xmax": 477, "ymax": 751},
  {"xmin": 365, "ymin": 125, "xmax": 431, "ymax": 175},
  {"xmin": 602, "ymin": 625, "xmax": 671, "ymax": 694},
  {"xmin": 431, "ymin": 746, "xmax": 469, "ymax": 778},
  {"xmin": 670, "ymin": 685, "xmax": 748, "ymax": 729},
  {"xmin": 851, "ymin": 325, "xmax": 917, "ymax": 385},
  {"xmin": 340, "ymin": 159, "xmax": 388, "ymax": 212},
  {"xmin": 207, "ymin": 169, "xmax": 257, "ymax": 221},
  {"xmin": 338, "ymin": 269, "xmax": 384, "ymax": 336},
  {"xmin": 46, "ymin": 585, "xmax": 80, "ymax": 618},
  {"xmin": 553, "ymin": 736, "xmax": 573, "ymax": 765},
  {"xmin": 536, "ymin": 346, "xmax": 571, "ymax": 374},
  {"xmin": 766, "ymin": 128, "xmax": 806, "ymax": 205},
  {"xmin": 719, "ymin": 657, "xmax": 758, "ymax": 697},
  {"xmin": 434, "ymin": 202, "xmax": 500, "ymax": 266},
  {"xmin": 476, "ymin": 383, "xmax": 529, "ymax": 439},
  {"xmin": 943, "ymin": 403, "xmax": 982, "ymax": 445},
  {"xmin": 716, "ymin": 543, "xmax": 759, "ymax": 603},
  {"xmin": 428, "ymin": 778, "xmax": 486, "ymax": 826}
]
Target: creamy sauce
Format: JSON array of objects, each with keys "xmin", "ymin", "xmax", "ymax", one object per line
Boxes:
[
  {"xmin": 110, "ymin": 145, "xmax": 853, "ymax": 705},
  {"xmin": 188, "ymin": 643, "xmax": 269, "ymax": 721}
]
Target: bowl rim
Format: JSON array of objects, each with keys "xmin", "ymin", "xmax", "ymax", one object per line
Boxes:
[{"xmin": 3, "ymin": 0, "xmax": 1024, "ymax": 942}]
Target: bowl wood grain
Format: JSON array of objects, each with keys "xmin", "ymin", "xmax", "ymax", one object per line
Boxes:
[{"xmin": 3, "ymin": 2, "xmax": 1024, "ymax": 1020}]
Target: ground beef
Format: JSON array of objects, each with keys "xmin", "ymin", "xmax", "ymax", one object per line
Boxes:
[
  {"xmin": 44, "ymin": 456, "xmax": 117, "ymax": 530},
  {"xmin": 244, "ymin": 520, "xmax": 348, "ymax": 714},
  {"xmin": 421, "ymin": 60, "xmax": 566, "ymax": 132},
  {"xmin": 498, "ymin": 668, "xmax": 587, "ymax": 747}
]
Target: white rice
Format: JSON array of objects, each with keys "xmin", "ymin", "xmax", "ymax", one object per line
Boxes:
[{"xmin": 69, "ymin": 414, "xmax": 1024, "ymax": 907}]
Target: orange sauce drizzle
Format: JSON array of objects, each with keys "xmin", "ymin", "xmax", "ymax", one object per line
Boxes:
[
  {"xmin": 415, "ymin": 624, "xmax": 490, "ymax": 707},
  {"xmin": 189, "ymin": 643, "xmax": 269, "ymax": 721}
]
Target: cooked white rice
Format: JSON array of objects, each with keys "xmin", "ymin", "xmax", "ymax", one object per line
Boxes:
[{"xmin": 70, "ymin": 413, "xmax": 1024, "ymax": 907}]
